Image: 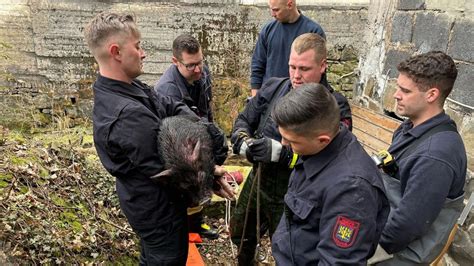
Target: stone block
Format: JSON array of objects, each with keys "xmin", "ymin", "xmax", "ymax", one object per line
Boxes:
[
  {"xmin": 397, "ymin": 0, "xmax": 425, "ymax": 10},
  {"xmin": 413, "ymin": 12, "xmax": 452, "ymax": 52},
  {"xmin": 383, "ymin": 48, "xmax": 412, "ymax": 78},
  {"xmin": 426, "ymin": 0, "xmax": 469, "ymax": 13},
  {"xmin": 391, "ymin": 11, "xmax": 413, "ymax": 43},
  {"xmin": 460, "ymin": 115, "xmax": 474, "ymax": 168},
  {"xmin": 451, "ymin": 63, "xmax": 474, "ymax": 107},
  {"xmin": 451, "ymin": 229, "xmax": 474, "ymax": 265},
  {"xmin": 448, "ymin": 19, "xmax": 474, "ymax": 62},
  {"xmin": 381, "ymin": 79, "xmax": 398, "ymax": 112},
  {"xmin": 364, "ymin": 77, "xmax": 375, "ymax": 98}
]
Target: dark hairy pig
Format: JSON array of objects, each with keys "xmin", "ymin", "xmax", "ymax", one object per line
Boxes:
[{"xmin": 153, "ymin": 115, "xmax": 215, "ymax": 207}]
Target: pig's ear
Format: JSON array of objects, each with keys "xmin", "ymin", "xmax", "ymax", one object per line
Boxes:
[
  {"xmin": 151, "ymin": 169, "xmax": 173, "ymax": 180},
  {"xmin": 191, "ymin": 139, "xmax": 202, "ymax": 162}
]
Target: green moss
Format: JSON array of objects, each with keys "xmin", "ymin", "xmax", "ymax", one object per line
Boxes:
[
  {"xmin": 58, "ymin": 211, "xmax": 83, "ymax": 233},
  {"xmin": 10, "ymin": 156, "xmax": 29, "ymax": 166},
  {"xmin": 82, "ymin": 135, "xmax": 93, "ymax": 145},
  {"xmin": 19, "ymin": 185, "xmax": 28, "ymax": 194},
  {"xmin": 39, "ymin": 167, "xmax": 49, "ymax": 178},
  {"xmin": 51, "ymin": 194, "xmax": 67, "ymax": 207},
  {"xmin": 0, "ymin": 173, "xmax": 13, "ymax": 181},
  {"xmin": 0, "ymin": 180, "xmax": 9, "ymax": 188},
  {"xmin": 8, "ymin": 131, "xmax": 26, "ymax": 144}
]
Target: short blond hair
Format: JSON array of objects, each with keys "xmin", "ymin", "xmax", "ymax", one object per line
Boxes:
[
  {"xmin": 84, "ymin": 12, "xmax": 140, "ymax": 58},
  {"xmin": 291, "ymin": 33, "xmax": 327, "ymax": 63}
]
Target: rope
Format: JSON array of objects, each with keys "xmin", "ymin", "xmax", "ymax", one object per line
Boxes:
[
  {"xmin": 224, "ymin": 172, "xmax": 239, "ymax": 258},
  {"xmin": 237, "ymin": 163, "xmax": 260, "ymax": 257},
  {"xmin": 255, "ymin": 163, "xmax": 262, "ymax": 261}
]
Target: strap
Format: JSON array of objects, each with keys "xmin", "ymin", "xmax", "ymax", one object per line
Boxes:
[
  {"xmin": 289, "ymin": 153, "xmax": 298, "ymax": 169},
  {"xmin": 396, "ymin": 123, "xmax": 457, "ymax": 161},
  {"xmin": 254, "ymin": 78, "xmax": 289, "ymax": 137}
]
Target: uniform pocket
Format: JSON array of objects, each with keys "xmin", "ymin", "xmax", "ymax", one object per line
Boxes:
[{"xmin": 284, "ymin": 192, "xmax": 316, "ymax": 221}]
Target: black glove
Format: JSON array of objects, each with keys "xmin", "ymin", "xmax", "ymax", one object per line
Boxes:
[
  {"xmin": 231, "ymin": 129, "xmax": 250, "ymax": 155},
  {"xmin": 246, "ymin": 137, "xmax": 283, "ymax": 163},
  {"xmin": 205, "ymin": 122, "xmax": 228, "ymax": 165}
]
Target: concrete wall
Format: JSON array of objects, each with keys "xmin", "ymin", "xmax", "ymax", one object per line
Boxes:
[
  {"xmin": 356, "ymin": 1, "xmax": 474, "ymax": 264},
  {"xmin": 0, "ymin": 0, "xmax": 368, "ymax": 85},
  {"xmin": 0, "ymin": 0, "xmax": 368, "ymax": 131}
]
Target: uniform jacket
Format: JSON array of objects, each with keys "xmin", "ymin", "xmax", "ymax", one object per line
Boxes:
[
  {"xmin": 232, "ymin": 76, "xmax": 352, "ymax": 145},
  {"xmin": 154, "ymin": 64, "xmax": 213, "ymax": 121},
  {"xmin": 272, "ymin": 127, "xmax": 390, "ymax": 265},
  {"xmin": 380, "ymin": 112, "xmax": 467, "ymax": 255},
  {"xmin": 93, "ymin": 75, "xmax": 194, "ymax": 230},
  {"xmin": 250, "ymin": 13, "xmax": 325, "ymax": 89}
]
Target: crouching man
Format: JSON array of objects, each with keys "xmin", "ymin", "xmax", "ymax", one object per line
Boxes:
[{"xmin": 271, "ymin": 83, "xmax": 389, "ymax": 265}]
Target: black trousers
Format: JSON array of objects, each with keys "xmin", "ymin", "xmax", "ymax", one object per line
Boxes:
[{"xmin": 135, "ymin": 216, "xmax": 188, "ymax": 265}]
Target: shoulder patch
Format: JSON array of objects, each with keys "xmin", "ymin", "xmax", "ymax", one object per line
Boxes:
[{"xmin": 332, "ymin": 215, "xmax": 360, "ymax": 248}]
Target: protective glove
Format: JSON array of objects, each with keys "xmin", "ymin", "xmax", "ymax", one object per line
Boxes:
[
  {"xmin": 231, "ymin": 129, "xmax": 250, "ymax": 155},
  {"xmin": 204, "ymin": 122, "xmax": 228, "ymax": 165},
  {"xmin": 246, "ymin": 137, "xmax": 282, "ymax": 163}
]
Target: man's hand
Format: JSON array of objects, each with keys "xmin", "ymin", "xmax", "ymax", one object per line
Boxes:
[
  {"xmin": 246, "ymin": 137, "xmax": 282, "ymax": 163},
  {"xmin": 251, "ymin": 88, "xmax": 258, "ymax": 97},
  {"xmin": 213, "ymin": 165, "xmax": 237, "ymax": 200}
]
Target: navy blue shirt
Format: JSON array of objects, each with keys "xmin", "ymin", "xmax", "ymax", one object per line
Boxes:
[
  {"xmin": 93, "ymin": 75, "xmax": 195, "ymax": 230},
  {"xmin": 154, "ymin": 64, "xmax": 213, "ymax": 121},
  {"xmin": 250, "ymin": 13, "xmax": 325, "ymax": 89},
  {"xmin": 272, "ymin": 127, "xmax": 389, "ymax": 265},
  {"xmin": 380, "ymin": 112, "xmax": 467, "ymax": 253}
]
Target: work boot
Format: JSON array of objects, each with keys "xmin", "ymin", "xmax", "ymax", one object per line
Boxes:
[{"xmin": 197, "ymin": 223, "xmax": 219, "ymax": 240}]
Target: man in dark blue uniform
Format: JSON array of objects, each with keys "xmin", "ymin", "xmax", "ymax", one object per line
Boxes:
[
  {"xmin": 373, "ymin": 52, "xmax": 467, "ymax": 265},
  {"xmin": 250, "ymin": 0, "xmax": 326, "ymax": 96},
  {"xmin": 154, "ymin": 34, "xmax": 223, "ymax": 240},
  {"xmin": 154, "ymin": 34, "xmax": 213, "ymax": 122},
  {"xmin": 84, "ymin": 12, "xmax": 235, "ymax": 264},
  {"xmin": 230, "ymin": 33, "xmax": 352, "ymax": 265},
  {"xmin": 271, "ymin": 83, "xmax": 389, "ymax": 265}
]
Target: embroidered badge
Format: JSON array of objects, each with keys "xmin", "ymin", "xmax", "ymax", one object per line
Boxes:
[{"xmin": 332, "ymin": 215, "xmax": 360, "ymax": 248}]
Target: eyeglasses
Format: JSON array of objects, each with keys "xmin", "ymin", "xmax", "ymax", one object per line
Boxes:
[{"xmin": 178, "ymin": 58, "xmax": 206, "ymax": 71}]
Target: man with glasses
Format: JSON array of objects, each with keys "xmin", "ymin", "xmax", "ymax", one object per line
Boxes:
[
  {"xmin": 154, "ymin": 33, "xmax": 222, "ymax": 240},
  {"xmin": 155, "ymin": 34, "xmax": 213, "ymax": 122}
]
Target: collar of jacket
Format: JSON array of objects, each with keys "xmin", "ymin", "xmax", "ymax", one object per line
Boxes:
[
  {"xmin": 96, "ymin": 74, "xmax": 150, "ymax": 99},
  {"xmin": 400, "ymin": 111, "xmax": 450, "ymax": 138},
  {"xmin": 297, "ymin": 126, "xmax": 349, "ymax": 179}
]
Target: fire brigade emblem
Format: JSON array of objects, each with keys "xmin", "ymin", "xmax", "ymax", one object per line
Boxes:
[{"xmin": 332, "ymin": 216, "xmax": 360, "ymax": 248}]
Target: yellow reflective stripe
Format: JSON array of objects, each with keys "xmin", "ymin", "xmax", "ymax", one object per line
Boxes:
[{"xmin": 289, "ymin": 153, "xmax": 298, "ymax": 169}]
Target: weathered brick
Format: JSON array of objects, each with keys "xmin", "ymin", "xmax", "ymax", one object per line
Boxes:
[
  {"xmin": 448, "ymin": 19, "xmax": 474, "ymax": 62},
  {"xmin": 391, "ymin": 11, "xmax": 413, "ymax": 43},
  {"xmin": 412, "ymin": 12, "xmax": 452, "ymax": 52},
  {"xmin": 397, "ymin": 0, "xmax": 426, "ymax": 10},
  {"xmin": 451, "ymin": 63, "xmax": 474, "ymax": 107},
  {"xmin": 364, "ymin": 77, "xmax": 376, "ymax": 98},
  {"xmin": 382, "ymin": 79, "xmax": 398, "ymax": 112},
  {"xmin": 383, "ymin": 48, "xmax": 412, "ymax": 78}
]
